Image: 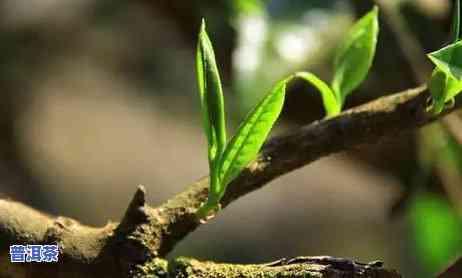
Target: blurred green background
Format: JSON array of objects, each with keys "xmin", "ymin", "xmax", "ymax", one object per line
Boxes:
[{"xmin": 1, "ymin": 0, "xmax": 462, "ymax": 277}]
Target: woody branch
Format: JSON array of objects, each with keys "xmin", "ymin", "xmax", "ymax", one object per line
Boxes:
[{"xmin": 0, "ymin": 85, "xmax": 457, "ymax": 277}]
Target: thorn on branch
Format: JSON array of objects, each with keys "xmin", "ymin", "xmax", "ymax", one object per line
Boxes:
[{"xmin": 119, "ymin": 185, "xmax": 148, "ymax": 231}]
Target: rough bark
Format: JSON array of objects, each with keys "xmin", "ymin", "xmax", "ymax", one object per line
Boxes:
[
  {"xmin": 1, "ymin": 85, "xmax": 456, "ymax": 277},
  {"xmin": 164, "ymin": 257, "xmax": 401, "ymax": 278}
]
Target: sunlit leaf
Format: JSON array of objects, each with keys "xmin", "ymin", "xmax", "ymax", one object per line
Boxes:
[
  {"xmin": 198, "ymin": 77, "xmax": 289, "ymax": 217},
  {"xmin": 295, "ymin": 72, "xmax": 340, "ymax": 116},
  {"xmin": 428, "ymin": 41, "xmax": 462, "ymax": 81},
  {"xmin": 427, "ymin": 2, "xmax": 462, "ymax": 114},
  {"xmin": 428, "ymin": 67, "xmax": 462, "ymax": 114},
  {"xmin": 429, "ymin": 69, "xmax": 452, "ymax": 114},
  {"xmin": 196, "ymin": 20, "xmax": 227, "ymax": 177},
  {"xmin": 195, "ymin": 20, "xmax": 228, "ymax": 219},
  {"xmin": 218, "ymin": 78, "xmax": 287, "ymax": 188},
  {"xmin": 331, "ymin": 6, "xmax": 379, "ymax": 105}
]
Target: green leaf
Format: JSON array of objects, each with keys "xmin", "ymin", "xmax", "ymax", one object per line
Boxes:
[
  {"xmin": 428, "ymin": 68, "xmax": 451, "ymax": 114},
  {"xmin": 196, "ymin": 20, "xmax": 227, "ymax": 176},
  {"xmin": 429, "ymin": 68, "xmax": 462, "ymax": 114},
  {"xmin": 409, "ymin": 193, "xmax": 462, "ymax": 274},
  {"xmin": 197, "ymin": 77, "xmax": 289, "ymax": 218},
  {"xmin": 428, "ymin": 41, "xmax": 462, "ymax": 81},
  {"xmin": 427, "ymin": 2, "xmax": 462, "ymax": 115},
  {"xmin": 294, "ymin": 72, "xmax": 340, "ymax": 116},
  {"xmin": 218, "ymin": 78, "xmax": 287, "ymax": 188},
  {"xmin": 219, "ymin": 78, "xmax": 288, "ymax": 194},
  {"xmin": 331, "ymin": 6, "xmax": 379, "ymax": 105}
]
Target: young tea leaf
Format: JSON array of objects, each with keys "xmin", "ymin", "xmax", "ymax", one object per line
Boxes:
[
  {"xmin": 427, "ymin": 1, "xmax": 462, "ymax": 114},
  {"xmin": 429, "ymin": 69, "xmax": 451, "ymax": 114},
  {"xmin": 294, "ymin": 72, "xmax": 340, "ymax": 116},
  {"xmin": 331, "ymin": 6, "xmax": 379, "ymax": 105},
  {"xmin": 428, "ymin": 68, "xmax": 462, "ymax": 114},
  {"xmin": 196, "ymin": 20, "xmax": 228, "ymax": 218},
  {"xmin": 218, "ymin": 78, "xmax": 289, "ymax": 196},
  {"xmin": 428, "ymin": 41, "xmax": 462, "ymax": 81},
  {"xmin": 196, "ymin": 20, "xmax": 227, "ymax": 173},
  {"xmin": 197, "ymin": 77, "xmax": 289, "ymax": 218}
]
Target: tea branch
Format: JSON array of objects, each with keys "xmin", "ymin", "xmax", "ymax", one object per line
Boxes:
[{"xmin": 1, "ymin": 85, "xmax": 458, "ymax": 277}]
